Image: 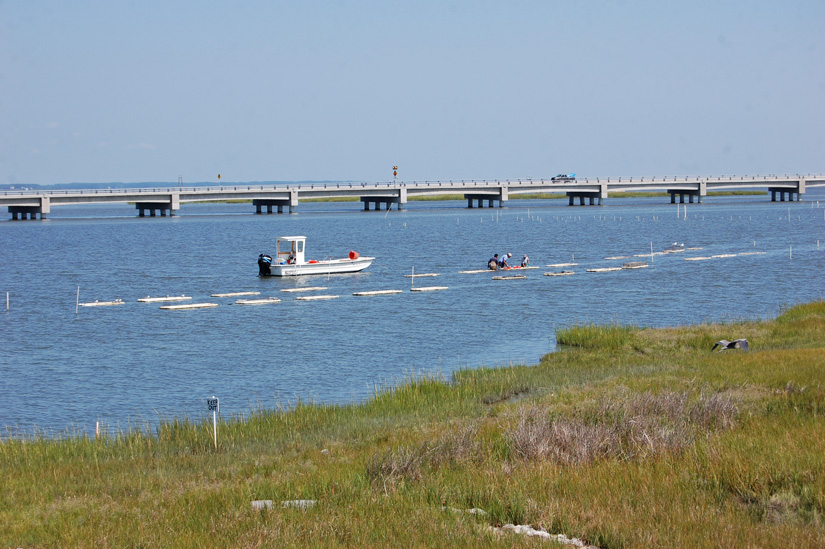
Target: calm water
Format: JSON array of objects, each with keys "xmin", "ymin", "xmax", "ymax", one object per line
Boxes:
[{"xmin": 2, "ymin": 193, "xmax": 824, "ymax": 436}]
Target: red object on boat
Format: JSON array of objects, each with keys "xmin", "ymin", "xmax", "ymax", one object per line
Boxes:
[
  {"xmin": 348, "ymin": 251, "xmax": 359, "ymax": 260},
  {"xmin": 308, "ymin": 260, "xmax": 318, "ymax": 264}
]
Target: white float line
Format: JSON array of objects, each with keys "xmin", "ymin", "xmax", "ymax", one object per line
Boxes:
[
  {"xmin": 211, "ymin": 291, "xmax": 261, "ymax": 297},
  {"xmin": 235, "ymin": 298, "xmax": 281, "ymax": 305},
  {"xmin": 296, "ymin": 295, "xmax": 339, "ymax": 301},
  {"xmin": 79, "ymin": 299, "xmax": 124, "ymax": 307},
  {"xmin": 492, "ymin": 275, "xmax": 527, "ymax": 280},
  {"xmin": 137, "ymin": 295, "xmax": 191, "ymax": 303},
  {"xmin": 410, "ymin": 286, "xmax": 449, "ymax": 292},
  {"xmin": 403, "ymin": 273, "xmax": 440, "ymax": 278},
  {"xmin": 738, "ymin": 252, "xmax": 766, "ymax": 256},
  {"xmin": 544, "ymin": 271, "xmax": 575, "ymax": 276},
  {"xmin": 586, "ymin": 267, "xmax": 623, "ymax": 273},
  {"xmin": 353, "ymin": 290, "xmax": 404, "ymax": 296},
  {"xmin": 159, "ymin": 303, "xmax": 219, "ymax": 310},
  {"xmin": 604, "ymin": 256, "xmax": 630, "ymax": 260},
  {"xmin": 459, "ymin": 269, "xmax": 497, "ymax": 274},
  {"xmin": 280, "ymin": 287, "xmax": 328, "ymax": 293},
  {"xmin": 546, "ymin": 263, "xmax": 578, "ymax": 267},
  {"xmin": 684, "ymin": 257, "xmax": 713, "ymax": 261}
]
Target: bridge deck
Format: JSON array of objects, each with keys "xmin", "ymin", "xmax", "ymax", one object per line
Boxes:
[{"xmin": 2, "ymin": 174, "xmax": 823, "ymax": 219}]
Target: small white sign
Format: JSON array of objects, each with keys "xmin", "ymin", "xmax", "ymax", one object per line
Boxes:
[{"xmin": 207, "ymin": 397, "xmax": 219, "ymax": 412}]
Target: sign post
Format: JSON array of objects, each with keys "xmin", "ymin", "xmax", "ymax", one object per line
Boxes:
[{"xmin": 207, "ymin": 396, "xmax": 219, "ymax": 449}]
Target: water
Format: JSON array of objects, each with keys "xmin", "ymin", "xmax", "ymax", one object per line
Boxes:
[{"xmin": 2, "ymin": 194, "xmax": 824, "ymax": 436}]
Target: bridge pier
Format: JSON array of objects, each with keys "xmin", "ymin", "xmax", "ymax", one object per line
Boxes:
[
  {"xmin": 566, "ymin": 192, "xmax": 602, "ymax": 206},
  {"xmin": 465, "ymin": 188, "xmax": 507, "ymax": 208},
  {"xmin": 362, "ymin": 198, "xmax": 395, "ymax": 211},
  {"xmin": 135, "ymin": 194, "xmax": 180, "ymax": 218},
  {"xmin": 136, "ymin": 203, "xmax": 176, "ymax": 217},
  {"xmin": 769, "ymin": 187, "xmax": 801, "ymax": 202},
  {"xmin": 8, "ymin": 206, "xmax": 47, "ymax": 220},
  {"xmin": 360, "ymin": 188, "xmax": 406, "ymax": 212},
  {"xmin": 253, "ymin": 198, "xmax": 293, "ymax": 214},
  {"xmin": 7, "ymin": 196, "xmax": 50, "ymax": 220},
  {"xmin": 667, "ymin": 190, "xmax": 703, "ymax": 204}
]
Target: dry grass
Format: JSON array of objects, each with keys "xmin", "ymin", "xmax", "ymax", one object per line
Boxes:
[{"xmin": 503, "ymin": 389, "xmax": 739, "ymax": 465}]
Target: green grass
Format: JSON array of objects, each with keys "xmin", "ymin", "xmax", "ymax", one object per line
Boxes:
[{"xmin": 2, "ymin": 301, "xmax": 824, "ymax": 547}]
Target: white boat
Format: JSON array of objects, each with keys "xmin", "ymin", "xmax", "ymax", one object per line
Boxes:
[{"xmin": 258, "ymin": 236, "xmax": 374, "ymax": 277}]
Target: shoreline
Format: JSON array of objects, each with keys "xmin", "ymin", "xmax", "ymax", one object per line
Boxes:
[{"xmin": 2, "ymin": 301, "xmax": 824, "ymax": 545}]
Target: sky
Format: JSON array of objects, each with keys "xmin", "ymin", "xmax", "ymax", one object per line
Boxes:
[{"xmin": 1, "ymin": 1, "xmax": 823, "ymax": 186}]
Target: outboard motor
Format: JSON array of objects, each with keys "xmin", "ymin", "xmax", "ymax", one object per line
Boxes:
[{"xmin": 258, "ymin": 254, "xmax": 272, "ymax": 276}]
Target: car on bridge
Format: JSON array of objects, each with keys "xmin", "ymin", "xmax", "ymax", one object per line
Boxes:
[{"xmin": 551, "ymin": 173, "xmax": 576, "ymax": 182}]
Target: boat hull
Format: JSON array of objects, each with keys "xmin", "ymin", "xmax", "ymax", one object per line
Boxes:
[{"xmin": 264, "ymin": 257, "xmax": 374, "ymax": 277}]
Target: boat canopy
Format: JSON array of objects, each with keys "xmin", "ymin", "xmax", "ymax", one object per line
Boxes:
[{"xmin": 276, "ymin": 236, "xmax": 306, "ymax": 264}]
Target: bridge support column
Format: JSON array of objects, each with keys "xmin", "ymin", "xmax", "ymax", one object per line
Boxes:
[
  {"xmin": 253, "ymin": 198, "xmax": 291, "ymax": 214},
  {"xmin": 566, "ymin": 192, "xmax": 600, "ymax": 206},
  {"xmin": 8, "ymin": 197, "xmax": 50, "ymax": 220},
  {"xmin": 289, "ymin": 190, "xmax": 298, "ymax": 213},
  {"xmin": 361, "ymin": 189, "xmax": 405, "ymax": 212},
  {"xmin": 464, "ymin": 194, "xmax": 503, "ymax": 209},
  {"xmin": 769, "ymin": 185, "xmax": 804, "ymax": 203},
  {"xmin": 668, "ymin": 189, "xmax": 702, "ymax": 205},
  {"xmin": 136, "ymin": 195, "xmax": 179, "ymax": 218}
]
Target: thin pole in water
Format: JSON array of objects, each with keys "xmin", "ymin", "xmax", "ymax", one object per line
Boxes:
[
  {"xmin": 5, "ymin": 291, "xmax": 8, "ymax": 312},
  {"xmin": 75, "ymin": 286, "xmax": 80, "ymax": 315},
  {"xmin": 411, "ymin": 266, "xmax": 415, "ymax": 288}
]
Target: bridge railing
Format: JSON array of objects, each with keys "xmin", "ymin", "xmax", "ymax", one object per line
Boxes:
[{"xmin": 2, "ymin": 173, "xmax": 823, "ymax": 197}]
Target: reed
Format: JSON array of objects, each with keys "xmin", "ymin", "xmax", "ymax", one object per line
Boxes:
[
  {"xmin": 2, "ymin": 301, "xmax": 824, "ymax": 547},
  {"xmin": 555, "ymin": 321, "xmax": 637, "ymax": 349}
]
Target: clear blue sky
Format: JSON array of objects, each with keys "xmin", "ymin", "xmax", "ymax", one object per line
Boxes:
[{"xmin": 1, "ymin": 1, "xmax": 823, "ymax": 185}]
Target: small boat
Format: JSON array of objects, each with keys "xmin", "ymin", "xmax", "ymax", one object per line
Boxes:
[
  {"xmin": 663, "ymin": 242, "xmax": 685, "ymax": 253},
  {"xmin": 258, "ymin": 236, "xmax": 374, "ymax": 277},
  {"xmin": 498, "ymin": 265, "xmax": 539, "ymax": 271}
]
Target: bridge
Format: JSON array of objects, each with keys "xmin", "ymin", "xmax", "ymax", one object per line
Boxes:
[{"xmin": 2, "ymin": 173, "xmax": 823, "ymax": 220}]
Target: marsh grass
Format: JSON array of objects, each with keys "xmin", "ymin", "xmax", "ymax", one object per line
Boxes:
[
  {"xmin": 555, "ymin": 321, "xmax": 637, "ymax": 349},
  {"xmin": 2, "ymin": 301, "xmax": 824, "ymax": 547}
]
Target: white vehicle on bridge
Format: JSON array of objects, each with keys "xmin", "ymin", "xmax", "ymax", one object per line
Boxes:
[
  {"xmin": 258, "ymin": 236, "xmax": 374, "ymax": 277},
  {"xmin": 551, "ymin": 173, "xmax": 576, "ymax": 182}
]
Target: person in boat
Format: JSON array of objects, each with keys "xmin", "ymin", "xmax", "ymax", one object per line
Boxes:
[
  {"xmin": 498, "ymin": 252, "xmax": 512, "ymax": 268},
  {"xmin": 488, "ymin": 254, "xmax": 499, "ymax": 270},
  {"xmin": 287, "ymin": 252, "xmax": 295, "ymax": 264},
  {"xmin": 521, "ymin": 254, "xmax": 530, "ymax": 267}
]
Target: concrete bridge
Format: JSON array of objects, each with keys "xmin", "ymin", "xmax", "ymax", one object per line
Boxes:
[{"xmin": 2, "ymin": 173, "xmax": 823, "ymax": 220}]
